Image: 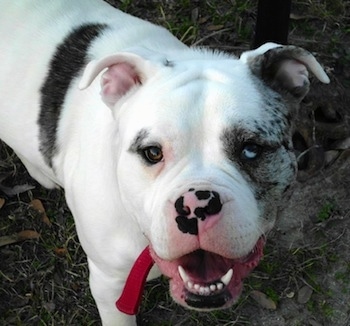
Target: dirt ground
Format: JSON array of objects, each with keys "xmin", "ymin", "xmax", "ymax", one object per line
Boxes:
[{"xmin": 0, "ymin": 1, "xmax": 349, "ymax": 325}]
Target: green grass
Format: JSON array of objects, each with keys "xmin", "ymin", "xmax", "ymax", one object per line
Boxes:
[{"xmin": 317, "ymin": 201, "xmax": 336, "ymax": 222}]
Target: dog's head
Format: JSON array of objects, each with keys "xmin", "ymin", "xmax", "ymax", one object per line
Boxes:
[{"xmin": 80, "ymin": 43, "xmax": 329, "ymax": 310}]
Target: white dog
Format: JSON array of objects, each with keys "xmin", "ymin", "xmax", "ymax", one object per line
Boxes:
[{"xmin": 0, "ymin": 0, "xmax": 329, "ymax": 325}]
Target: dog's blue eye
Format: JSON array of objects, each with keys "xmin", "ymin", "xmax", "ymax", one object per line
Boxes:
[
  {"xmin": 241, "ymin": 143, "xmax": 262, "ymax": 161},
  {"xmin": 142, "ymin": 146, "xmax": 163, "ymax": 164}
]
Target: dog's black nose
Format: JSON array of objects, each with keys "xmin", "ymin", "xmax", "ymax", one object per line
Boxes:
[{"xmin": 174, "ymin": 189, "xmax": 223, "ymax": 235}]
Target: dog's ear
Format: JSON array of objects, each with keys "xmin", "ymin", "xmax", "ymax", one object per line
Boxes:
[
  {"xmin": 79, "ymin": 52, "xmax": 160, "ymax": 108},
  {"xmin": 240, "ymin": 43, "xmax": 330, "ymax": 102}
]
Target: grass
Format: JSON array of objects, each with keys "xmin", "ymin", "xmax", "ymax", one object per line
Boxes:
[
  {"xmin": 317, "ymin": 201, "xmax": 336, "ymax": 222},
  {"xmin": 1, "ymin": 0, "xmax": 350, "ymax": 325}
]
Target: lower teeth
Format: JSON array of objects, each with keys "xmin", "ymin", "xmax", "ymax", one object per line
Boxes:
[
  {"xmin": 187, "ymin": 281, "xmax": 224, "ymax": 295},
  {"xmin": 178, "ymin": 266, "xmax": 233, "ymax": 296}
]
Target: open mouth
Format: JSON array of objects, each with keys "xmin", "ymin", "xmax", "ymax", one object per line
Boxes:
[{"xmin": 150, "ymin": 237, "xmax": 265, "ymax": 310}]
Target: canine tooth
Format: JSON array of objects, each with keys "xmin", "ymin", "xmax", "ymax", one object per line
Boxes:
[
  {"xmin": 217, "ymin": 283, "xmax": 223, "ymax": 290},
  {"xmin": 178, "ymin": 266, "xmax": 189, "ymax": 283},
  {"xmin": 210, "ymin": 284, "xmax": 216, "ymax": 292},
  {"xmin": 221, "ymin": 269, "xmax": 233, "ymax": 286},
  {"xmin": 188, "ymin": 281, "xmax": 194, "ymax": 289}
]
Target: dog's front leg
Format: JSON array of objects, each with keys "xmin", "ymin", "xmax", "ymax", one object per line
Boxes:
[{"xmin": 88, "ymin": 259, "xmax": 136, "ymax": 326}]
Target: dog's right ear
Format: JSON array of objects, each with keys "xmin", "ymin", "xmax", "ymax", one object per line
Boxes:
[
  {"xmin": 240, "ymin": 42, "xmax": 330, "ymax": 102},
  {"xmin": 79, "ymin": 52, "xmax": 161, "ymax": 108}
]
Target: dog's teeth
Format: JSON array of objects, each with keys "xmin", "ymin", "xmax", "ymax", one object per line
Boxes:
[
  {"xmin": 220, "ymin": 269, "xmax": 233, "ymax": 286},
  {"xmin": 180, "ymin": 266, "xmax": 233, "ymax": 294},
  {"xmin": 199, "ymin": 286, "xmax": 210, "ymax": 295},
  {"xmin": 178, "ymin": 266, "xmax": 189, "ymax": 283}
]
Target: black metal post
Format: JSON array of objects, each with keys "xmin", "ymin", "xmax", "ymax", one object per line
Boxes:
[{"xmin": 253, "ymin": 0, "xmax": 292, "ymax": 48}]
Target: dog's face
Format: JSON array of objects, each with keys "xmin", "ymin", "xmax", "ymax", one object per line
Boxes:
[{"xmin": 80, "ymin": 43, "xmax": 329, "ymax": 310}]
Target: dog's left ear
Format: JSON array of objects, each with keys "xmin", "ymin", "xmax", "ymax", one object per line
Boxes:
[
  {"xmin": 240, "ymin": 42, "xmax": 330, "ymax": 102},
  {"xmin": 79, "ymin": 52, "xmax": 163, "ymax": 108}
]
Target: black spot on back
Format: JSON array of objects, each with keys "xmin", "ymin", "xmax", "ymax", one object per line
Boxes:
[{"xmin": 39, "ymin": 23, "xmax": 107, "ymax": 167}]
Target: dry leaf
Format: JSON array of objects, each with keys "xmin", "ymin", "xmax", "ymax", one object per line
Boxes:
[
  {"xmin": 0, "ymin": 230, "xmax": 40, "ymax": 247},
  {"xmin": 30, "ymin": 199, "xmax": 52, "ymax": 226},
  {"xmin": 0, "ymin": 183, "xmax": 35, "ymax": 196},
  {"xmin": 207, "ymin": 24, "xmax": 224, "ymax": 31},
  {"xmin": 0, "ymin": 234, "xmax": 18, "ymax": 247},
  {"xmin": 54, "ymin": 247, "xmax": 68, "ymax": 257},
  {"xmin": 0, "ymin": 198, "xmax": 5, "ymax": 210},
  {"xmin": 198, "ymin": 16, "xmax": 210, "ymax": 24},
  {"xmin": 17, "ymin": 230, "xmax": 40, "ymax": 241},
  {"xmin": 289, "ymin": 13, "xmax": 316, "ymax": 20},
  {"xmin": 250, "ymin": 290, "xmax": 277, "ymax": 310}
]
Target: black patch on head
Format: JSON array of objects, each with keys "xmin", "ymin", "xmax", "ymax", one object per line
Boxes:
[
  {"xmin": 39, "ymin": 23, "xmax": 107, "ymax": 166},
  {"xmin": 221, "ymin": 122, "xmax": 297, "ymax": 204}
]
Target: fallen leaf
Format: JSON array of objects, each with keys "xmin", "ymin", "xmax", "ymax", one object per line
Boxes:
[
  {"xmin": 330, "ymin": 137, "xmax": 350, "ymax": 150},
  {"xmin": 0, "ymin": 183, "xmax": 35, "ymax": 197},
  {"xmin": 0, "ymin": 230, "xmax": 40, "ymax": 247},
  {"xmin": 207, "ymin": 24, "xmax": 224, "ymax": 31},
  {"xmin": 17, "ymin": 230, "xmax": 40, "ymax": 241},
  {"xmin": 0, "ymin": 198, "xmax": 5, "ymax": 209},
  {"xmin": 54, "ymin": 247, "xmax": 68, "ymax": 257},
  {"xmin": 198, "ymin": 16, "xmax": 210, "ymax": 24},
  {"xmin": 30, "ymin": 199, "xmax": 52, "ymax": 226},
  {"xmin": 289, "ymin": 13, "xmax": 316, "ymax": 20},
  {"xmin": 325, "ymin": 150, "xmax": 340, "ymax": 166},
  {"xmin": 250, "ymin": 290, "xmax": 277, "ymax": 310},
  {"xmin": 0, "ymin": 234, "xmax": 19, "ymax": 247}
]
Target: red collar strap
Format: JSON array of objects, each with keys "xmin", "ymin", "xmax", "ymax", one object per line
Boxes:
[{"xmin": 115, "ymin": 246, "xmax": 155, "ymax": 315}]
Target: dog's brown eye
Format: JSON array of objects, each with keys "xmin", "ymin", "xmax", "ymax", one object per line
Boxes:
[{"xmin": 143, "ymin": 146, "xmax": 163, "ymax": 164}]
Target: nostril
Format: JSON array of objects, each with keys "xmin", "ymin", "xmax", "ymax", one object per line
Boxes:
[
  {"xmin": 175, "ymin": 196, "xmax": 191, "ymax": 215},
  {"xmin": 183, "ymin": 206, "xmax": 191, "ymax": 215},
  {"xmin": 206, "ymin": 191, "xmax": 222, "ymax": 215}
]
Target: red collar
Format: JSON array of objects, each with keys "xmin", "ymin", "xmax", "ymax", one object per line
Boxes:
[{"xmin": 116, "ymin": 246, "xmax": 154, "ymax": 315}]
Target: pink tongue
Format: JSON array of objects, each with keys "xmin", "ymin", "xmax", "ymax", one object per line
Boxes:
[{"xmin": 115, "ymin": 246, "xmax": 154, "ymax": 315}]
